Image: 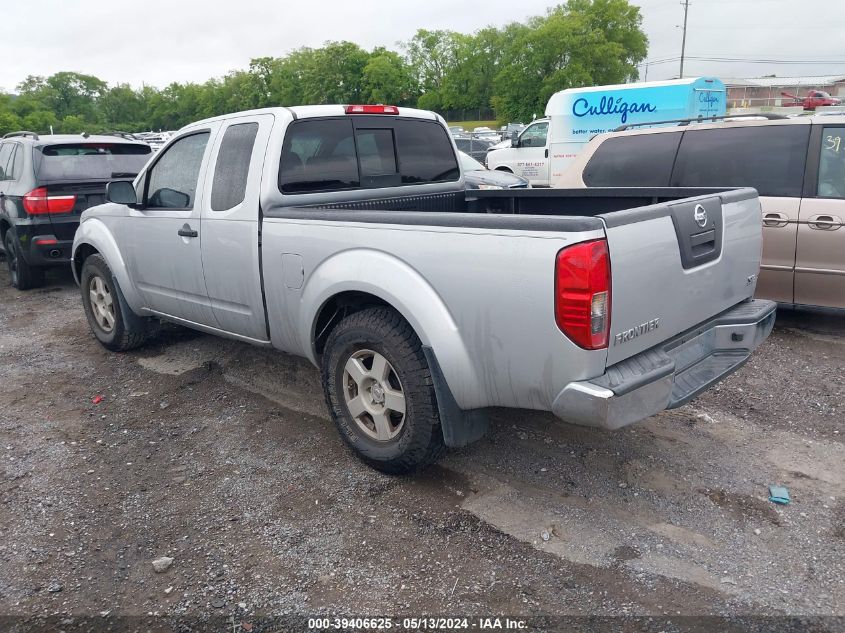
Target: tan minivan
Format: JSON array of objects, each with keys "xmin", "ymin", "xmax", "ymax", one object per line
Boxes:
[{"xmin": 555, "ymin": 115, "xmax": 845, "ymax": 309}]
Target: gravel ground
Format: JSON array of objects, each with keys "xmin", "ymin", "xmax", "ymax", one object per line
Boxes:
[{"xmin": 0, "ymin": 266, "xmax": 842, "ymax": 631}]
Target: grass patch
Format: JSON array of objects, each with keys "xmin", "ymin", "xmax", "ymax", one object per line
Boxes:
[{"xmin": 445, "ymin": 120, "xmax": 499, "ymax": 131}]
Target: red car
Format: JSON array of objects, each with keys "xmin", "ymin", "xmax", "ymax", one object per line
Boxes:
[{"xmin": 781, "ymin": 90, "xmax": 842, "ymax": 110}]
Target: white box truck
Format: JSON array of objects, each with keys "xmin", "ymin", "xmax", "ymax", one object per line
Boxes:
[{"xmin": 486, "ymin": 77, "xmax": 726, "ymax": 187}]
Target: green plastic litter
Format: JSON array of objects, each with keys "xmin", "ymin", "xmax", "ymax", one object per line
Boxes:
[{"xmin": 768, "ymin": 485, "xmax": 790, "ymax": 505}]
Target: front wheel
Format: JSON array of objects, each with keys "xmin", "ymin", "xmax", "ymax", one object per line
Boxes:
[
  {"xmin": 321, "ymin": 307, "xmax": 445, "ymax": 474},
  {"xmin": 80, "ymin": 254, "xmax": 158, "ymax": 352}
]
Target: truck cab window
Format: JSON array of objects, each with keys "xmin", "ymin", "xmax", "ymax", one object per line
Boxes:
[
  {"xmin": 146, "ymin": 132, "xmax": 210, "ymax": 209},
  {"xmin": 279, "ymin": 119, "xmax": 359, "ymax": 194},
  {"xmin": 393, "ymin": 119, "xmax": 459, "ymax": 184},
  {"xmin": 818, "ymin": 127, "xmax": 845, "ymax": 199},
  {"xmin": 520, "ymin": 122, "xmax": 548, "ymax": 147},
  {"xmin": 211, "ymin": 123, "xmax": 259, "ymax": 211}
]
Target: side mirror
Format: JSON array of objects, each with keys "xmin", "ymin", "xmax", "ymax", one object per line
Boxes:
[
  {"xmin": 106, "ymin": 180, "xmax": 139, "ymax": 206},
  {"xmin": 511, "ymin": 130, "xmax": 520, "ymax": 146}
]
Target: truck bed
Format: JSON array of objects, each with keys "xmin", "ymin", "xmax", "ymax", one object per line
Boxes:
[{"xmin": 261, "ymin": 185, "xmax": 763, "ymax": 412}]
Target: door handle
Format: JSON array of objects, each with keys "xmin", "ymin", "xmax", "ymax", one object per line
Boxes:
[
  {"xmin": 544, "ymin": 148, "xmax": 549, "ymax": 158},
  {"xmin": 762, "ymin": 212, "xmax": 789, "ymax": 227},
  {"xmin": 807, "ymin": 214, "xmax": 842, "ymax": 230},
  {"xmin": 177, "ymin": 225, "xmax": 198, "ymax": 238}
]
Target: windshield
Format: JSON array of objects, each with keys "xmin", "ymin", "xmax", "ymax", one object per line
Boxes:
[
  {"xmin": 458, "ymin": 151, "xmax": 484, "ymax": 171},
  {"xmin": 34, "ymin": 143, "xmax": 152, "ymax": 181}
]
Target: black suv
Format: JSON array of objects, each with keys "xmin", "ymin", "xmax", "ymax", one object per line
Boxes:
[{"xmin": 0, "ymin": 131, "xmax": 151, "ymax": 289}]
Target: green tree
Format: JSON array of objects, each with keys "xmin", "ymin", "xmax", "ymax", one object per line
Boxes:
[
  {"xmin": 100, "ymin": 84, "xmax": 145, "ymax": 129},
  {"xmin": 21, "ymin": 110, "xmax": 59, "ymax": 134},
  {"xmin": 59, "ymin": 114, "xmax": 87, "ymax": 133},
  {"xmin": 493, "ymin": 1, "xmax": 647, "ymax": 122},
  {"xmin": 0, "ymin": 111, "xmax": 22, "ymax": 136},
  {"xmin": 362, "ymin": 48, "xmax": 416, "ymax": 105},
  {"xmin": 18, "ymin": 72, "xmax": 107, "ymax": 122},
  {"xmin": 300, "ymin": 41, "xmax": 370, "ymax": 104}
]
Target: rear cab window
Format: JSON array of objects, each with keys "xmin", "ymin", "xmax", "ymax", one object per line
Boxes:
[
  {"xmin": 278, "ymin": 117, "xmax": 458, "ymax": 194},
  {"xmin": 670, "ymin": 125, "xmax": 811, "ymax": 197},
  {"xmin": 211, "ymin": 123, "xmax": 259, "ymax": 211},
  {"xmin": 583, "ymin": 131, "xmax": 681, "ymax": 187},
  {"xmin": 34, "ymin": 143, "xmax": 152, "ymax": 182}
]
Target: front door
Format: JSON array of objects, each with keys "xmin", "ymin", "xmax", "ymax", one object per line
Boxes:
[
  {"xmin": 122, "ymin": 127, "xmax": 220, "ymax": 326},
  {"xmin": 515, "ymin": 120, "xmax": 549, "ymax": 186},
  {"xmin": 795, "ymin": 125, "xmax": 845, "ymax": 308}
]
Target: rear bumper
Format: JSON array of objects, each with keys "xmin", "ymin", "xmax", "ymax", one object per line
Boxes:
[
  {"xmin": 27, "ymin": 236, "xmax": 73, "ymax": 265},
  {"xmin": 551, "ymin": 299, "xmax": 777, "ymax": 430}
]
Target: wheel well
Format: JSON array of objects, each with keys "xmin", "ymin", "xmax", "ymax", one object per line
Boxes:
[
  {"xmin": 313, "ymin": 291, "xmax": 390, "ymax": 356},
  {"xmin": 73, "ymin": 243, "xmax": 100, "ymax": 279},
  {"xmin": 495, "ymin": 166, "xmax": 513, "ymax": 174}
]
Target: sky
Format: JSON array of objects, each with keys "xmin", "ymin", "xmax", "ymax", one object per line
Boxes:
[{"xmin": 1, "ymin": 0, "xmax": 844, "ymax": 93}]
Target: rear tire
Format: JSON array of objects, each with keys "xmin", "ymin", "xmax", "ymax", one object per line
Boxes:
[
  {"xmin": 80, "ymin": 254, "xmax": 158, "ymax": 352},
  {"xmin": 4, "ymin": 228, "xmax": 44, "ymax": 290},
  {"xmin": 321, "ymin": 307, "xmax": 445, "ymax": 474}
]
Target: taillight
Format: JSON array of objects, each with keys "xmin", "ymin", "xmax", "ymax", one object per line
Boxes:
[
  {"xmin": 344, "ymin": 105, "xmax": 399, "ymax": 115},
  {"xmin": 555, "ymin": 239, "xmax": 611, "ymax": 350},
  {"xmin": 23, "ymin": 187, "xmax": 76, "ymax": 215}
]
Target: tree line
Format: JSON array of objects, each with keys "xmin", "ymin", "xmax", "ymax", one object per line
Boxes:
[{"xmin": 0, "ymin": 0, "xmax": 646, "ymax": 136}]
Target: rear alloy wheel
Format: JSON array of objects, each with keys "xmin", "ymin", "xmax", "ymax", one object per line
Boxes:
[
  {"xmin": 4, "ymin": 228, "xmax": 44, "ymax": 290},
  {"xmin": 342, "ymin": 349, "xmax": 407, "ymax": 442},
  {"xmin": 322, "ymin": 307, "xmax": 445, "ymax": 474}
]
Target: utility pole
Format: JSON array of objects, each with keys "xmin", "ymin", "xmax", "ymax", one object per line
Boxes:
[{"xmin": 679, "ymin": 0, "xmax": 690, "ymax": 78}]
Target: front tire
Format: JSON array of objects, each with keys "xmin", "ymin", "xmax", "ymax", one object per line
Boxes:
[
  {"xmin": 80, "ymin": 254, "xmax": 158, "ymax": 352},
  {"xmin": 321, "ymin": 307, "xmax": 445, "ymax": 474},
  {"xmin": 4, "ymin": 228, "xmax": 44, "ymax": 290}
]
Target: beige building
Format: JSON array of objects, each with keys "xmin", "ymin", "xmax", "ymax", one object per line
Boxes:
[{"xmin": 725, "ymin": 75, "xmax": 845, "ymax": 108}]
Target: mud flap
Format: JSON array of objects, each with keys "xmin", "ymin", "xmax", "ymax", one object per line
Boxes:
[{"xmin": 422, "ymin": 346, "xmax": 489, "ymax": 448}]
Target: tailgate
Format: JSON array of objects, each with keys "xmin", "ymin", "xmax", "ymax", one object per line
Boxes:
[{"xmin": 601, "ymin": 188, "xmax": 762, "ymax": 366}]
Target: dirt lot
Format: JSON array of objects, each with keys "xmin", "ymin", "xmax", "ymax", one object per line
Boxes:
[{"xmin": 0, "ymin": 266, "xmax": 843, "ymax": 631}]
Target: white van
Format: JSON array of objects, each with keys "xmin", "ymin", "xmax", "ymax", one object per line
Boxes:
[{"xmin": 486, "ymin": 77, "xmax": 726, "ymax": 186}]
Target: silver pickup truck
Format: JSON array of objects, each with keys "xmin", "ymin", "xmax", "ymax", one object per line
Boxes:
[{"xmin": 71, "ymin": 105, "xmax": 776, "ymax": 473}]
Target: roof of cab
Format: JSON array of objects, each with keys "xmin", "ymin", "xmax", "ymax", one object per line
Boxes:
[{"xmin": 182, "ymin": 105, "xmax": 440, "ymax": 130}]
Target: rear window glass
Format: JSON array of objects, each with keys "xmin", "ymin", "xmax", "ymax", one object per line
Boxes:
[
  {"xmin": 211, "ymin": 123, "xmax": 259, "ymax": 211},
  {"xmin": 671, "ymin": 125, "xmax": 810, "ymax": 197},
  {"xmin": 278, "ymin": 117, "xmax": 459, "ymax": 194},
  {"xmin": 35, "ymin": 143, "xmax": 151, "ymax": 181},
  {"xmin": 583, "ymin": 132, "xmax": 681, "ymax": 187},
  {"xmin": 356, "ymin": 129, "xmax": 400, "ymax": 188},
  {"xmin": 394, "ymin": 120, "xmax": 459, "ymax": 184},
  {"xmin": 279, "ymin": 119, "xmax": 359, "ymax": 193}
]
